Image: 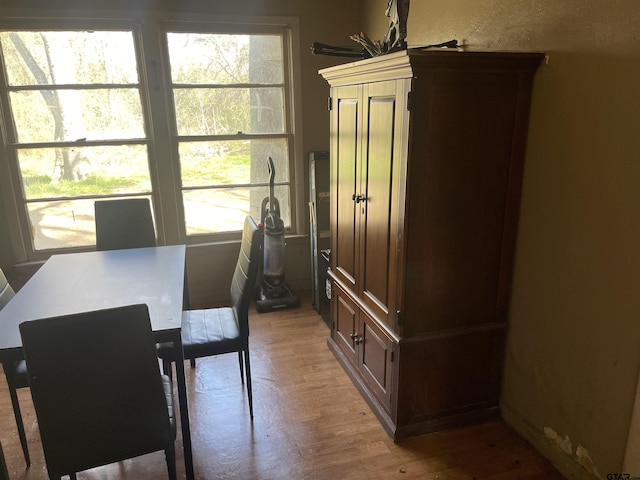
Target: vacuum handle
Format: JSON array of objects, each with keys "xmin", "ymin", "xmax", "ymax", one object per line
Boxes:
[
  {"xmin": 267, "ymin": 156, "xmax": 275, "ymax": 182},
  {"xmin": 267, "ymin": 156, "xmax": 275, "ymax": 211}
]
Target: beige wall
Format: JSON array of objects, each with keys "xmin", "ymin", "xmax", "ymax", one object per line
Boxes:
[{"xmin": 361, "ymin": 0, "xmax": 640, "ymax": 478}]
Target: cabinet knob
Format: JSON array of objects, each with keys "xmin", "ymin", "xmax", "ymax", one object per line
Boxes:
[
  {"xmin": 355, "ymin": 336, "xmax": 364, "ymax": 345},
  {"xmin": 352, "ymin": 194, "xmax": 366, "ymax": 203},
  {"xmin": 350, "ymin": 332, "xmax": 358, "ymax": 340}
]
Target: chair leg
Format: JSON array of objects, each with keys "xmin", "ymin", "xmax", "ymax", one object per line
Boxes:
[
  {"xmin": 165, "ymin": 443, "xmax": 177, "ymax": 480},
  {"xmin": 6, "ymin": 378, "xmax": 30, "ymax": 466},
  {"xmin": 190, "ymin": 358, "xmax": 196, "ymax": 368},
  {"xmin": 237, "ymin": 351, "xmax": 244, "ymax": 384},
  {"xmin": 0, "ymin": 440, "xmax": 10, "ymax": 480},
  {"xmin": 243, "ymin": 349, "xmax": 253, "ymax": 420}
]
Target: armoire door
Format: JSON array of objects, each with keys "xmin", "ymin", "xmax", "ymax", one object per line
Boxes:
[{"xmin": 358, "ymin": 79, "xmax": 407, "ymax": 329}]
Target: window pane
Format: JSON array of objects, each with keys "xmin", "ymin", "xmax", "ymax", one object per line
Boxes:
[
  {"xmin": 183, "ymin": 185, "xmax": 290, "ymax": 235},
  {"xmin": 180, "ymin": 138, "xmax": 289, "ymax": 187},
  {"xmin": 173, "ymin": 87, "xmax": 284, "ymax": 135},
  {"xmin": 27, "ymin": 195, "xmax": 153, "ymax": 250},
  {"xmin": 167, "ymin": 33, "xmax": 283, "ymax": 85},
  {"xmin": 10, "ymin": 88, "xmax": 145, "ymax": 142},
  {"xmin": 0, "ymin": 31, "xmax": 138, "ymax": 86},
  {"xmin": 169, "ymin": 29, "xmax": 292, "ymax": 237},
  {"xmin": 27, "ymin": 198, "xmax": 97, "ymax": 250},
  {"xmin": 18, "ymin": 145, "xmax": 151, "ymax": 199},
  {"xmin": 253, "ymin": 185, "xmax": 290, "ymax": 226}
]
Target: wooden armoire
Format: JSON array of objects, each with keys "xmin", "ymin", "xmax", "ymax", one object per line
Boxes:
[{"xmin": 320, "ymin": 50, "xmax": 543, "ymax": 441}]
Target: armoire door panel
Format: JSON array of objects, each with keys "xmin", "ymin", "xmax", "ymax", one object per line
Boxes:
[
  {"xmin": 333, "ymin": 284, "xmax": 357, "ymax": 363},
  {"xmin": 332, "ymin": 88, "xmax": 359, "ymax": 288},
  {"xmin": 361, "ymin": 97, "xmax": 394, "ymax": 309},
  {"xmin": 360, "ymin": 81, "xmax": 400, "ymax": 325},
  {"xmin": 360, "ymin": 311, "xmax": 393, "ymax": 410}
]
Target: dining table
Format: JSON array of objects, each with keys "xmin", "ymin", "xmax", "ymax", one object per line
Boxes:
[{"xmin": 0, "ymin": 245, "xmax": 194, "ymax": 480}]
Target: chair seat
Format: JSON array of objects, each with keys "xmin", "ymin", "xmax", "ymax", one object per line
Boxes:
[
  {"xmin": 182, "ymin": 308, "xmax": 242, "ymax": 358},
  {"xmin": 157, "ymin": 307, "xmax": 242, "ymax": 361}
]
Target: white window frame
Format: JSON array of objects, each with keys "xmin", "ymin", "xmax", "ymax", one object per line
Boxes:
[{"xmin": 0, "ymin": 12, "xmax": 304, "ymax": 262}]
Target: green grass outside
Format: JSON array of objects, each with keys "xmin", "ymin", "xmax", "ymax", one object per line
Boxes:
[
  {"xmin": 22, "ymin": 153, "xmax": 250, "ymax": 198},
  {"xmin": 181, "ymin": 154, "xmax": 250, "ymax": 184}
]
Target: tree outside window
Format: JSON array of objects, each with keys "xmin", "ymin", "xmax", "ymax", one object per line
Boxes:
[{"xmin": 0, "ymin": 21, "xmax": 297, "ymax": 254}]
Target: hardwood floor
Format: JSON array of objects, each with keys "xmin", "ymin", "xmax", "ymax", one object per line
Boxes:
[{"xmin": 0, "ymin": 299, "xmax": 564, "ymax": 480}]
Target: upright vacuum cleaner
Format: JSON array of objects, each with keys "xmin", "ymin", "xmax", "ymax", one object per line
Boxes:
[{"xmin": 254, "ymin": 156, "xmax": 300, "ymax": 313}]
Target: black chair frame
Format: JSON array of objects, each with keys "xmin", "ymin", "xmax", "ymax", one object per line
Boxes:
[{"xmin": 158, "ymin": 215, "xmax": 261, "ymax": 419}]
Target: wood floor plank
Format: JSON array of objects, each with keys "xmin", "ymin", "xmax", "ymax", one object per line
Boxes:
[{"xmin": 0, "ymin": 298, "xmax": 565, "ymax": 479}]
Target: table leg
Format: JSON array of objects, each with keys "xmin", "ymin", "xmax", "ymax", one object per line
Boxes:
[{"xmin": 173, "ymin": 336, "xmax": 194, "ymax": 480}]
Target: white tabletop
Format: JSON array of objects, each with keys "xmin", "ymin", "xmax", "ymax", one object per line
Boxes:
[{"xmin": 0, "ymin": 245, "xmax": 186, "ymax": 359}]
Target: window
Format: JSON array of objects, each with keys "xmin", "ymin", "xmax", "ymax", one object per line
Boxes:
[
  {"xmin": 0, "ymin": 16, "xmax": 301, "ymax": 260},
  {"xmin": 164, "ymin": 28, "xmax": 293, "ymax": 236},
  {"xmin": 0, "ymin": 29, "xmax": 151, "ymax": 251}
]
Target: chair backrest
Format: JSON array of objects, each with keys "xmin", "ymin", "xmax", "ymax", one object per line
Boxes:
[
  {"xmin": 20, "ymin": 304, "xmax": 172, "ymax": 478},
  {"xmin": 230, "ymin": 216, "xmax": 261, "ymax": 337},
  {"xmin": 94, "ymin": 198, "xmax": 157, "ymax": 251},
  {"xmin": 0, "ymin": 268, "xmax": 15, "ymax": 310}
]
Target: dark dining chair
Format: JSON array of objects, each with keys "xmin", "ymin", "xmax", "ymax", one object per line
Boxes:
[
  {"xmin": 94, "ymin": 197, "xmax": 191, "ymax": 309},
  {"xmin": 157, "ymin": 215, "xmax": 261, "ymax": 419},
  {"xmin": 20, "ymin": 304, "xmax": 177, "ymax": 480},
  {"xmin": 0, "ymin": 267, "xmax": 31, "ymax": 467},
  {"xmin": 94, "ymin": 198, "xmax": 157, "ymax": 251}
]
